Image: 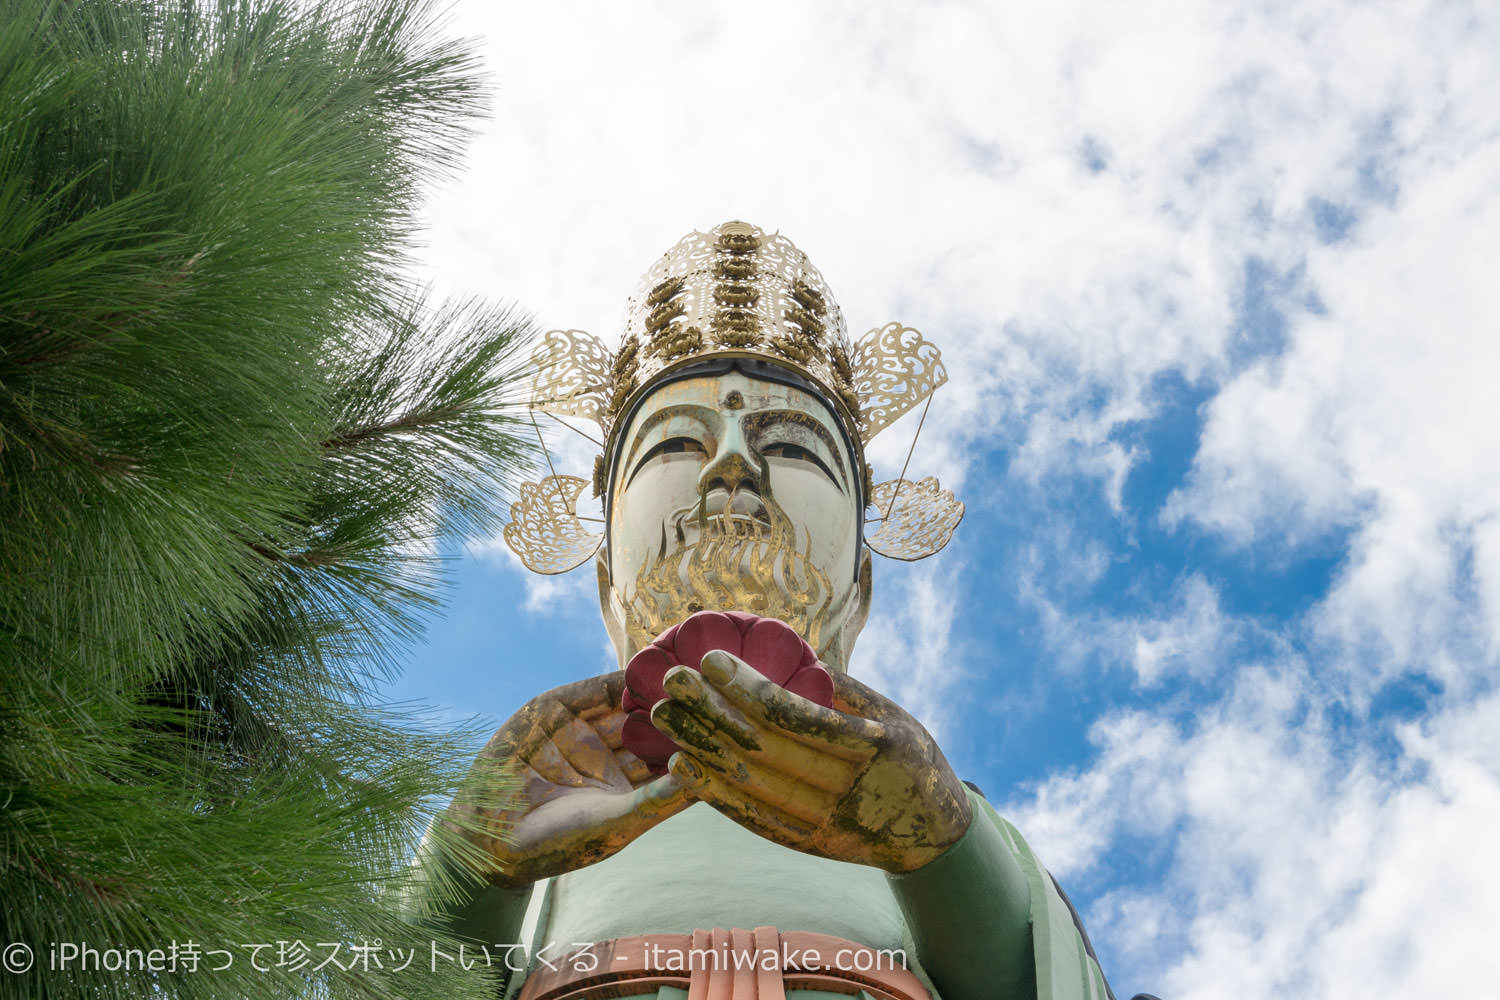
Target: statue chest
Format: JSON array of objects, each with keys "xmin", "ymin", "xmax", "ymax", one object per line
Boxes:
[{"xmin": 541, "ymin": 803, "xmax": 913, "ymax": 956}]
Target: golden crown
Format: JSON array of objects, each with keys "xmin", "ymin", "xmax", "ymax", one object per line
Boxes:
[{"xmin": 507, "ymin": 221, "xmax": 963, "ymax": 575}]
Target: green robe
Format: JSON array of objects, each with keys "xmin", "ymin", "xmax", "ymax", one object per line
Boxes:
[{"xmin": 435, "ymin": 790, "xmax": 1112, "ymax": 1000}]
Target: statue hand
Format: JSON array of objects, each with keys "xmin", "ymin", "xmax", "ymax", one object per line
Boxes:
[
  {"xmin": 448, "ymin": 672, "xmax": 691, "ymax": 888},
  {"xmin": 650, "ymin": 651, "xmax": 972, "ymax": 873}
]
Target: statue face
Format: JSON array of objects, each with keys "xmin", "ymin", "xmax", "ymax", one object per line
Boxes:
[{"xmin": 601, "ymin": 369, "xmax": 868, "ymax": 667}]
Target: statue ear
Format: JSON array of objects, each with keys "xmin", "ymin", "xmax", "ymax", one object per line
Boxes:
[
  {"xmin": 851, "ymin": 545, "xmax": 873, "ymax": 639},
  {"xmin": 596, "ymin": 549, "xmax": 629, "ymax": 669}
]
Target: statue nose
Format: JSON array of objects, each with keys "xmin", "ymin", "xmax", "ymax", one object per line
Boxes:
[
  {"xmin": 698, "ymin": 422, "xmax": 763, "ymax": 497},
  {"xmin": 699, "ymin": 451, "xmax": 760, "ymax": 496}
]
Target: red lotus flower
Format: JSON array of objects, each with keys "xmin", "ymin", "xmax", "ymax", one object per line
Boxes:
[{"xmin": 621, "ymin": 610, "xmax": 835, "ymax": 772}]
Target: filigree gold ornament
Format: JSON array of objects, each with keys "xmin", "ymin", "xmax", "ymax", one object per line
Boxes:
[
  {"xmin": 850, "ymin": 323, "xmax": 949, "ymax": 445},
  {"xmin": 532, "ymin": 329, "xmax": 613, "ymax": 429},
  {"xmin": 503, "ymin": 475, "xmax": 602, "ymax": 575},
  {"xmin": 865, "ymin": 477, "xmax": 965, "ymax": 561}
]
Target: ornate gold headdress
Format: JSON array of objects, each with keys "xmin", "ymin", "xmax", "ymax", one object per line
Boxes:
[{"xmin": 505, "ymin": 221, "xmax": 963, "ymax": 575}]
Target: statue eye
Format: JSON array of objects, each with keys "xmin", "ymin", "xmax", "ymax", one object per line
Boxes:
[
  {"xmin": 629, "ymin": 437, "xmax": 707, "ymax": 483},
  {"xmin": 652, "ymin": 437, "xmax": 707, "ymax": 458},
  {"xmin": 761, "ymin": 442, "xmax": 839, "ymax": 485}
]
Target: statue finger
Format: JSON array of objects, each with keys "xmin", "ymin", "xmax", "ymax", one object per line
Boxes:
[
  {"xmin": 524, "ymin": 731, "xmax": 588, "ymax": 786},
  {"xmin": 613, "ymin": 745, "xmax": 656, "ymax": 787},
  {"xmin": 555, "ymin": 712, "xmax": 631, "ymax": 787},
  {"xmin": 668, "ymin": 753, "xmax": 819, "ymax": 842},
  {"xmin": 551, "ymin": 671, "xmax": 627, "ymax": 716},
  {"xmin": 560, "ymin": 680, "xmax": 657, "ymax": 787},
  {"xmin": 651, "ymin": 697, "xmax": 838, "ymax": 822},
  {"xmin": 592, "ymin": 705, "xmax": 627, "ymax": 749},
  {"xmin": 650, "ymin": 698, "xmax": 737, "ymax": 760},
  {"xmin": 678, "ymin": 742, "xmax": 837, "ymax": 826},
  {"xmin": 655, "ymin": 670, "xmax": 863, "ymax": 794},
  {"xmin": 491, "ymin": 678, "xmax": 617, "ymax": 767},
  {"xmin": 828, "ymin": 669, "xmax": 904, "ymax": 719},
  {"xmin": 628, "ymin": 770, "xmax": 694, "ymax": 818},
  {"xmin": 659, "ymin": 665, "xmax": 761, "ymax": 750},
  {"xmin": 699, "ymin": 650, "xmax": 886, "ymax": 754}
]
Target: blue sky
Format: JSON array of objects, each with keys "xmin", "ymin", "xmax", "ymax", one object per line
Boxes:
[{"xmin": 382, "ymin": 3, "xmax": 1500, "ymax": 997}]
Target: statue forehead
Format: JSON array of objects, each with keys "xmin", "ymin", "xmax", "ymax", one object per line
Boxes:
[{"xmin": 615, "ymin": 367, "xmax": 840, "ymax": 431}]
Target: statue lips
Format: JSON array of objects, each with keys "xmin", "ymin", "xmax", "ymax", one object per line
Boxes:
[
  {"xmin": 673, "ymin": 487, "xmax": 775, "ymax": 547},
  {"xmin": 620, "ymin": 610, "xmax": 835, "ymax": 773}
]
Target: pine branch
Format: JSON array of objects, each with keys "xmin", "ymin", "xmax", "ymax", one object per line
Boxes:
[
  {"xmin": 0, "ymin": 2, "xmax": 529, "ymax": 998},
  {"xmin": 321, "ymin": 402, "xmax": 466, "ymax": 451}
]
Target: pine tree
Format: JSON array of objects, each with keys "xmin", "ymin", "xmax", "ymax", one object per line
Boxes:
[{"xmin": 1, "ymin": 2, "xmax": 530, "ymax": 997}]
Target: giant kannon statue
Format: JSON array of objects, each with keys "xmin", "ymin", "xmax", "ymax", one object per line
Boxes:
[{"xmin": 428, "ymin": 222, "xmax": 1115, "ymax": 1000}]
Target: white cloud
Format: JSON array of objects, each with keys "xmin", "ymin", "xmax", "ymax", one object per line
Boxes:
[
  {"xmin": 1126, "ymin": 574, "xmax": 1244, "ymax": 685},
  {"xmin": 1170, "ymin": 124, "xmax": 1500, "ymax": 686},
  {"xmin": 1014, "ymin": 676, "xmax": 1500, "ymax": 1000},
  {"xmin": 1020, "ymin": 556, "xmax": 1261, "ymax": 687}
]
